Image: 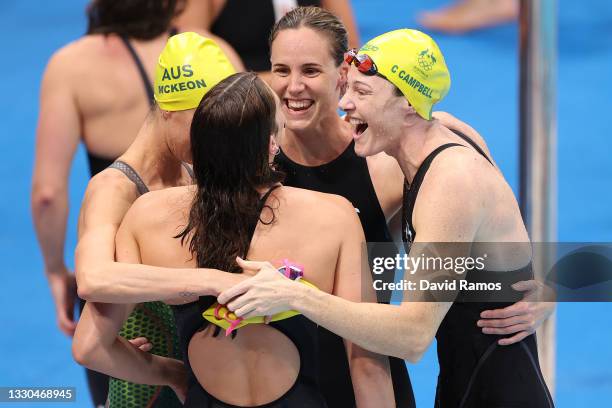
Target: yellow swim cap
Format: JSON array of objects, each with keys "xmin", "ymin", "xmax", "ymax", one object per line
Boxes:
[
  {"xmin": 359, "ymin": 29, "xmax": 451, "ymax": 120},
  {"xmin": 154, "ymin": 32, "xmax": 236, "ymax": 111}
]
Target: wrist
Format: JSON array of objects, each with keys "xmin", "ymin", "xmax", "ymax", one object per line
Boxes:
[
  {"xmin": 162, "ymin": 358, "xmax": 188, "ymax": 388},
  {"xmin": 210, "ymin": 270, "xmax": 245, "ymax": 297},
  {"xmin": 186, "ymin": 268, "xmax": 223, "ymax": 297},
  {"xmin": 289, "ymin": 281, "xmax": 314, "ymax": 311},
  {"xmin": 46, "ymin": 264, "xmax": 69, "ymax": 277}
]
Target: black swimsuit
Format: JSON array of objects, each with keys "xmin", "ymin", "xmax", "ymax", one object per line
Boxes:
[
  {"xmin": 276, "ymin": 143, "xmax": 415, "ymax": 408},
  {"xmin": 173, "ymin": 186, "xmax": 327, "ymax": 407},
  {"xmin": 401, "ymin": 130, "xmax": 554, "ymax": 408}
]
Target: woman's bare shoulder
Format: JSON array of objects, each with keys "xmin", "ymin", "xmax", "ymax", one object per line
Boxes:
[
  {"xmin": 275, "ymin": 186, "xmax": 359, "ymax": 222},
  {"xmin": 123, "ymin": 186, "xmax": 194, "ymax": 230}
]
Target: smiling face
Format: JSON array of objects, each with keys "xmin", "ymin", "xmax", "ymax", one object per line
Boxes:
[
  {"xmin": 339, "ymin": 66, "xmax": 413, "ymax": 157},
  {"xmin": 270, "ymin": 26, "xmax": 346, "ymax": 133}
]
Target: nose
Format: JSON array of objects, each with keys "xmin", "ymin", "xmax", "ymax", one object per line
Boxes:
[
  {"xmin": 339, "ymin": 90, "xmax": 354, "ymax": 113},
  {"xmin": 287, "ymin": 73, "xmax": 305, "ymax": 95}
]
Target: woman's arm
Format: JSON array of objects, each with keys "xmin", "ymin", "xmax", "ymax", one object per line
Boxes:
[
  {"xmin": 219, "ymin": 169, "xmax": 479, "ymax": 362},
  {"xmin": 75, "ymin": 176, "xmax": 244, "ymax": 303},
  {"xmin": 31, "ymin": 49, "xmax": 81, "ymax": 337},
  {"xmin": 72, "ymin": 211, "xmax": 188, "ymax": 397},
  {"xmin": 321, "ymin": 0, "xmax": 361, "ymax": 48}
]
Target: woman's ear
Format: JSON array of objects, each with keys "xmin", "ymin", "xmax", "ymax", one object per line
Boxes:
[
  {"xmin": 338, "ymin": 62, "xmax": 349, "ymax": 95},
  {"xmin": 160, "ymin": 109, "xmax": 172, "ymax": 120},
  {"xmin": 269, "ymin": 135, "xmax": 280, "ymax": 157}
]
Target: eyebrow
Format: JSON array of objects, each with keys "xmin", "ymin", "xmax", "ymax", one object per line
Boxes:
[
  {"xmin": 352, "ymin": 80, "xmax": 373, "ymax": 89},
  {"xmin": 302, "ymin": 63, "xmax": 323, "ymax": 68},
  {"xmin": 271, "ymin": 62, "xmax": 323, "ymax": 69}
]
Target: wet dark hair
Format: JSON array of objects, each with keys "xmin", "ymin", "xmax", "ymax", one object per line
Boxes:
[
  {"xmin": 269, "ymin": 6, "xmax": 348, "ymax": 66},
  {"xmin": 176, "ymin": 72, "xmax": 284, "ymax": 276},
  {"xmin": 86, "ymin": 0, "xmax": 183, "ymax": 40}
]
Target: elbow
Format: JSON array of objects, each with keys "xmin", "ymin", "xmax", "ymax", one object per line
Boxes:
[
  {"xmin": 72, "ymin": 334, "xmax": 96, "ymax": 368},
  {"xmin": 31, "ymin": 185, "xmax": 63, "ymax": 213},
  {"xmin": 75, "ymin": 270, "xmax": 100, "ymax": 302},
  {"xmin": 402, "ymin": 343, "xmax": 427, "ymax": 364},
  {"xmin": 74, "ymin": 262, "xmax": 92, "ymax": 301},
  {"xmin": 397, "ymin": 325, "xmax": 434, "ymax": 363},
  {"xmin": 76, "ymin": 281, "xmax": 93, "ymax": 302},
  {"xmin": 74, "ymin": 258, "xmax": 107, "ymax": 302}
]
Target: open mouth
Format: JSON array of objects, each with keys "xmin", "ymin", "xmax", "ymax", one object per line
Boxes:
[
  {"xmin": 285, "ymin": 99, "xmax": 314, "ymax": 113},
  {"xmin": 349, "ymin": 117, "xmax": 369, "ymax": 135}
]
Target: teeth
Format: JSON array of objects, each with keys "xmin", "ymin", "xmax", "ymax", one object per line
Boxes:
[
  {"xmin": 287, "ymin": 100, "xmax": 313, "ymax": 109},
  {"xmin": 349, "ymin": 118, "xmax": 367, "ymax": 126}
]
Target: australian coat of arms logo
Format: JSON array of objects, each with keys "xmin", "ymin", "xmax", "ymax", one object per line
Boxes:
[{"xmin": 417, "ymin": 49, "xmax": 437, "ymax": 71}]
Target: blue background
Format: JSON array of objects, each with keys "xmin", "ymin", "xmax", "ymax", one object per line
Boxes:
[{"xmin": 0, "ymin": 0, "xmax": 610, "ymax": 406}]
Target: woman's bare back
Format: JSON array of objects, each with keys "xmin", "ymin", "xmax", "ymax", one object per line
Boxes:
[
  {"xmin": 125, "ymin": 185, "xmax": 362, "ymax": 405},
  {"xmin": 53, "ymin": 34, "xmax": 167, "ymax": 159}
]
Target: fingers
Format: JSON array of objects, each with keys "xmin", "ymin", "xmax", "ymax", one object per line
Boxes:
[
  {"xmin": 218, "ymin": 281, "xmax": 252, "ymax": 305},
  {"xmin": 58, "ymin": 319, "xmax": 77, "ymax": 337},
  {"xmin": 236, "ymin": 257, "xmax": 272, "ymax": 272},
  {"xmin": 263, "ymin": 315, "xmax": 272, "ymax": 324},
  {"xmin": 511, "ymin": 280, "xmax": 539, "ymax": 293},
  {"xmin": 226, "ymin": 294, "xmax": 251, "ymax": 312},
  {"xmin": 235, "ymin": 304, "xmax": 257, "ymax": 319},
  {"xmin": 477, "ymin": 315, "xmax": 527, "ymax": 328},
  {"xmin": 498, "ymin": 331, "xmax": 530, "ymax": 346},
  {"xmin": 57, "ymin": 310, "xmax": 77, "ymax": 337},
  {"xmin": 480, "ymin": 302, "xmax": 527, "ymax": 319},
  {"xmin": 139, "ymin": 343, "xmax": 153, "ymax": 352},
  {"xmin": 129, "ymin": 337, "xmax": 149, "ymax": 347},
  {"xmin": 482, "ymin": 323, "xmax": 532, "ymax": 336},
  {"xmin": 129, "ymin": 337, "xmax": 153, "ymax": 352}
]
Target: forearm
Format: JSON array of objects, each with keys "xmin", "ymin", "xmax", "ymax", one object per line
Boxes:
[
  {"xmin": 347, "ymin": 342, "xmax": 395, "ymax": 408},
  {"xmin": 80, "ymin": 335, "xmax": 185, "ymax": 387},
  {"xmin": 293, "ymin": 285, "xmax": 433, "ymax": 362},
  {"xmin": 32, "ymin": 187, "xmax": 68, "ymax": 273},
  {"xmin": 77, "ymin": 261, "xmax": 231, "ymax": 303},
  {"xmin": 322, "ymin": 0, "xmax": 361, "ymax": 48}
]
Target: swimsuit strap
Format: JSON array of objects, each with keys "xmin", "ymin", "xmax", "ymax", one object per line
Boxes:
[
  {"xmin": 109, "ymin": 160, "xmax": 149, "ymax": 196},
  {"xmin": 119, "ymin": 35, "xmax": 154, "ymax": 105},
  {"xmin": 182, "ymin": 162, "xmax": 195, "ymax": 180},
  {"xmin": 402, "ymin": 143, "xmax": 463, "ymax": 244},
  {"xmin": 450, "ymin": 129, "xmax": 494, "ymax": 166}
]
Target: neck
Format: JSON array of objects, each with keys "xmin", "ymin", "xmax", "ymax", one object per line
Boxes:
[
  {"xmin": 386, "ymin": 118, "xmax": 453, "ymax": 183},
  {"xmin": 280, "ymin": 113, "xmax": 352, "ymax": 166},
  {"xmin": 119, "ymin": 115, "xmax": 184, "ymax": 189}
]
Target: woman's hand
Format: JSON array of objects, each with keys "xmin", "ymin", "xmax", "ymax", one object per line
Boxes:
[
  {"xmin": 217, "ymin": 257, "xmax": 303, "ymax": 319},
  {"xmin": 48, "ymin": 269, "xmax": 78, "ymax": 336},
  {"xmin": 478, "ymin": 280, "xmax": 555, "ymax": 345},
  {"xmin": 128, "ymin": 337, "xmax": 153, "ymax": 352}
]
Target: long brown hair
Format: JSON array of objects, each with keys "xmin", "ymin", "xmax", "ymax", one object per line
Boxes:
[{"xmin": 176, "ymin": 72, "xmax": 284, "ymax": 274}]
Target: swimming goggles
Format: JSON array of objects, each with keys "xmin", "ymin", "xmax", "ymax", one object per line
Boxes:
[{"xmin": 344, "ymin": 48, "xmax": 385, "ymax": 78}]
